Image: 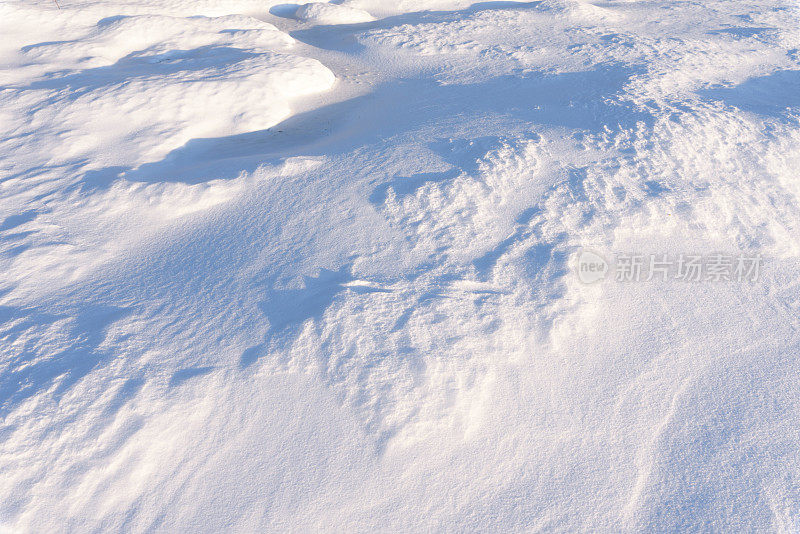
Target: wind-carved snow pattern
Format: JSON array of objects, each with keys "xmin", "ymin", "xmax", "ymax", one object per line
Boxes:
[
  {"xmin": 0, "ymin": 12, "xmax": 335, "ymax": 296},
  {"xmin": 2, "ymin": 0, "xmax": 800, "ymax": 531}
]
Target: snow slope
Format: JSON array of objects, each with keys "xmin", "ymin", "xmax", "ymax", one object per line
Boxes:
[{"xmin": 1, "ymin": 0, "xmax": 800, "ymax": 530}]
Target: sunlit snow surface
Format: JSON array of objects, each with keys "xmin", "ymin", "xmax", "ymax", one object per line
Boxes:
[{"xmin": 1, "ymin": 0, "xmax": 800, "ymax": 530}]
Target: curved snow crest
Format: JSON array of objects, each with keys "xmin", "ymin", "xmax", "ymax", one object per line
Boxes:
[
  {"xmin": 20, "ymin": 14, "xmax": 296, "ymax": 70},
  {"xmin": 4, "ymin": 13, "xmax": 336, "ymax": 168},
  {"xmin": 295, "ymin": 2, "xmax": 376, "ymax": 24},
  {"xmin": 5, "ymin": 54, "xmax": 335, "ymax": 168}
]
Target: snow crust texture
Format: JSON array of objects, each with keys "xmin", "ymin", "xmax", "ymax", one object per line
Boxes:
[{"xmin": 1, "ymin": 0, "xmax": 800, "ymax": 531}]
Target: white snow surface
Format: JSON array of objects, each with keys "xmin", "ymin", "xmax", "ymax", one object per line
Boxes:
[
  {"xmin": 295, "ymin": 3, "xmax": 376, "ymax": 24},
  {"xmin": 1, "ymin": 0, "xmax": 800, "ymax": 531}
]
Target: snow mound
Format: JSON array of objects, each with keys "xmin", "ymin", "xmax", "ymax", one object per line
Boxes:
[
  {"xmin": 21, "ymin": 14, "xmax": 295, "ymax": 69},
  {"xmin": 540, "ymin": 0, "xmax": 624, "ymax": 22},
  {"xmin": 4, "ymin": 14, "xmax": 335, "ymax": 167},
  {"xmin": 295, "ymin": 2, "xmax": 376, "ymax": 24}
]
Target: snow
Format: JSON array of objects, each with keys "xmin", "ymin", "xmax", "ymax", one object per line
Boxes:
[
  {"xmin": 1, "ymin": 0, "xmax": 800, "ymax": 530},
  {"xmin": 294, "ymin": 3, "xmax": 376, "ymax": 24}
]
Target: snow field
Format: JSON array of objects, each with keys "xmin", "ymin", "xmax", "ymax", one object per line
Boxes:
[{"xmin": 1, "ymin": 0, "xmax": 800, "ymax": 530}]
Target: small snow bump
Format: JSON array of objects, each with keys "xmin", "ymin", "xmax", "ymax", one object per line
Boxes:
[{"xmin": 294, "ymin": 3, "xmax": 376, "ymax": 25}]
